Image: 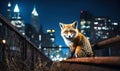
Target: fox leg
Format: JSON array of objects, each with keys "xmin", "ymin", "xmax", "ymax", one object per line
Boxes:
[
  {"xmin": 75, "ymin": 46, "xmax": 86, "ymax": 57},
  {"xmin": 75, "ymin": 50, "xmax": 86, "ymax": 57},
  {"xmin": 68, "ymin": 46, "xmax": 76, "ymax": 58},
  {"xmin": 75, "ymin": 46, "xmax": 94, "ymax": 57}
]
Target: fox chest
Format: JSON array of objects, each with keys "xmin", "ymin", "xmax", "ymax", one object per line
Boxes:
[
  {"xmin": 64, "ymin": 38, "xmax": 83, "ymax": 48},
  {"xmin": 64, "ymin": 39, "xmax": 73, "ymax": 47}
]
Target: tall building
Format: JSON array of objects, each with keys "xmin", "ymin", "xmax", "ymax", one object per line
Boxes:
[
  {"xmin": 7, "ymin": 2, "xmax": 11, "ymax": 19},
  {"xmin": 108, "ymin": 22, "xmax": 120, "ymax": 37},
  {"xmin": 31, "ymin": 5, "xmax": 38, "ymax": 31},
  {"xmin": 25, "ymin": 5, "xmax": 39, "ymax": 47},
  {"xmin": 25, "ymin": 23, "xmax": 40, "ymax": 47},
  {"xmin": 10, "ymin": 4, "xmax": 25, "ymax": 35},
  {"xmin": 38, "ymin": 26, "xmax": 56, "ymax": 58},
  {"xmin": 93, "ymin": 17, "xmax": 120, "ymax": 56},
  {"xmin": 46, "ymin": 29, "xmax": 55, "ymax": 47},
  {"xmin": 39, "ymin": 28, "xmax": 56, "ymax": 48},
  {"xmin": 80, "ymin": 10, "xmax": 94, "ymax": 42},
  {"xmin": 38, "ymin": 25, "xmax": 43, "ymax": 49},
  {"xmin": 92, "ymin": 17, "xmax": 111, "ymax": 43}
]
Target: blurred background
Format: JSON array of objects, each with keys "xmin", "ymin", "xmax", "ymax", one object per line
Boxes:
[{"xmin": 0, "ymin": 0, "xmax": 120, "ymax": 61}]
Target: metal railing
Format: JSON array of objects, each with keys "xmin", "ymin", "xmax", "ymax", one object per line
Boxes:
[
  {"xmin": 92, "ymin": 36, "xmax": 120, "ymax": 56},
  {"xmin": 0, "ymin": 14, "xmax": 52, "ymax": 71},
  {"xmin": 50, "ymin": 36, "xmax": 120, "ymax": 71}
]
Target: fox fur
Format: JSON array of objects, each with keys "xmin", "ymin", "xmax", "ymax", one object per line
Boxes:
[{"xmin": 59, "ymin": 21, "xmax": 94, "ymax": 58}]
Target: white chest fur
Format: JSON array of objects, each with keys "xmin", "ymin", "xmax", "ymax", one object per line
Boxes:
[{"xmin": 63, "ymin": 37, "xmax": 73, "ymax": 47}]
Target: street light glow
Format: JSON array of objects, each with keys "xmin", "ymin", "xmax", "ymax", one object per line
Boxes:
[{"xmin": 2, "ymin": 39, "xmax": 6, "ymax": 44}]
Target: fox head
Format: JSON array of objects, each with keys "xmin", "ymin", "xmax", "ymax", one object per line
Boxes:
[{"xmin": 59, "ymin": 21, "xmax": 79, "ymax": 40}]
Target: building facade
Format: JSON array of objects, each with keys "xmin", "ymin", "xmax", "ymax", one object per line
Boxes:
[
  {"xmin": 8, "ymin": 3, "xmax": 25, "ymax": 35},
  {"xmin": 80, "ymin": 10, "xmax": 94, "ymax": 43},
  {"xmin": 92, "ymin": 17, "xmax": 111, "ymax": 43},
  {"xmin": 31, "ymin": 5, "xmax": 39, "ymax": 32}
]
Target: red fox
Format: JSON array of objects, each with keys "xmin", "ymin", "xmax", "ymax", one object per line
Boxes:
[{"xmin": 59, "ymin": 21, "xmax": 94, "ymax": 58}]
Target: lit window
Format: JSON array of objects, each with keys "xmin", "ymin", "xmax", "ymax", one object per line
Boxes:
[
  {"xmin": 81, "ymin": 25, "xmax": 86, "ymax": 29},
  {"xmin": 11, "ymin": 21, "xmax": 16, "ymax": 26},
  {"xmin": 51, "ymin": 38, "xmax": 55, "ymax": 42},
  {"xmin": 87, "ymin": 37, "xmax": 90, "ymax": 39},
  {"xmin": 44, "ymin": 48, "xmax": 46, "ymax": 50},
  {"xmin": 50, "ymin": 55, "xmax": 53, "ymax": 58},
  {"xmin": 47, "ymin": 30, "xmax": 51, "ymax": 33},
  {"xmin": 52, "ymin": 30, "xmax": 55, "ymax": 32},
  {"xmin": 39, "ymin": 44, "xmax": 41, "ymax": 49},
  {"xmin": 16, "ymin": 24, "xmax": 22, "ymax": 28},
  {"xmin": 106, "ymin": 32, "xmax": 109, "ymax": 35},
  {"xmin": 102, "ymin": 27, "xmax": 108, "ymax": 30},
  {"xmin": 94, "ymin": 22, "xmax": 98, "ymax": 25},
  {"xmin": 100, "ymin": 24, "xmax": 103, "ymax": 26},
  {"xmin": 22, "ymin": 32, "xmax": 25, "ymax": 35},
  {"xmin": 108, "ymin": 19, "xmax": 111, "ymax": 22},
  {"xmin": 81, "ymin": 20, "xmax": 86, "ymax": 25},
  {"xmin": 112, "ymin": 22, "xmax": 118, "ymax": 25},
  {"xmin": 81, "ymin": 30, "xmax": 84, "ymax": 33},
  {"xmin": 103, "ymin": 36, "xmax": 107, "ymax": 39},
  {"xmin": 32, "ymin": 35, "xmax": 34, "ymax": 38},
  {"xmin": 86, "ymin": 26, "xmax": 90, "ymax": 28},
  {"xmin": 50, "ymin": 33, "xmax": 53, "ymax": 36},
  {"xmin": 59, "ymin": 45, "xmax": 62, "ymax": 48},
  {"xmin": 8, "ymin": 2, "xmax": 11, "ymax": 7},
  {"xmin": 83, "ymin": 32, "xmax": 86, "ymax": 35},
  {"xmin": 102, "ymin": 27, "xmax": 105, "ymax": 30},
  {"xmin": 39, "ymin": 35, "xmax": 41, "ymax": 41},
  {"xmin": 97, "ymin": 18, "xmax": 101, "ymax": 20},
  {"xmin": 94, "ymin": 27, "xmax": 97, "ymax": 29},
  {"xmin": 0, "ymin": 22, "xmax": 3, "ymax": 26},
  {"xmin": 56, "ymin": 54, "xmax": 60, "ymax": 58},
  {"xmin": 87, "ymin": 21, "xmax": 91, "ymax": 24},
  {"xmin": 98, "ymin": 27, "xmax": 101, "ymax": 30}
]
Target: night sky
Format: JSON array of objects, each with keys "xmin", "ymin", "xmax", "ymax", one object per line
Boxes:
[{"xmin": 0, "ymin": 0, "xmax": 120, "ymax": 47}]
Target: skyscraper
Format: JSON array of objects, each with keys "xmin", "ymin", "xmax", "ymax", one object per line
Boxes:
[
  {"xmin": 92, "ymin": 17, "xmax": 111, "ymax": 43},
  {"xmin": 108, "ymin": 22, "xmax": 120, "ymax": 37},
  {"xmin": 10, "ymin": 4, "xmax": 25, "ymax": 35},
  {"xmin": 7, "ymin": 2, "xmax": 11, "ymax": 19},
  {"xmin": 31, "ymin": 5, "xmax": 38, "ymax": 31},
  {"xmin": 38, "ymin": 25, "xmax": 43, "ymax": 49},
  {"xmin": 46, "ymin": 29, "xmax": 55, "ymax": 47},
  {"xmin": 80, "ymin": 10, "xmax": 94, "ymax": 42}
]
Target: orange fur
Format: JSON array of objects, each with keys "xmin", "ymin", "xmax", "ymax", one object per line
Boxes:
[{"xmin": 59, "ymin": 21, "xmax": 93, "ymax": 58}]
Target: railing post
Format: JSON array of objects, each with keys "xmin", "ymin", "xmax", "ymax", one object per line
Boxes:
[{"xmin": 1, "ymin": 39, "xmax": 7, "ymax": 71}]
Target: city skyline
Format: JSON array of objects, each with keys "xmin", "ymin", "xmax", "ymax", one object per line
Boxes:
[{"xmin": 0, "ymin": 0, "xmax": 120, "ymax": 47}]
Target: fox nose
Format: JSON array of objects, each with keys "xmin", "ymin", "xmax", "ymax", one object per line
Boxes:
[{"xmin": 68, "ymin": 35, "xmax": 71, "ymax": 38}]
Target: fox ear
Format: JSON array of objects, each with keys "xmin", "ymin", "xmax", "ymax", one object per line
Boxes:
[
  {"xmin": 72, "ymin": 21, "xmax": 78, "ymax": 29},
  {"xmin": 59, "ymin": 22, "xmax": 64, "ymax": 29}
]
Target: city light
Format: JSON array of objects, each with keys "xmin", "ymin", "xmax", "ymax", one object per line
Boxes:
[
  {"xmin": 47, "ymin": 29, "xmax": 55, "ymax": 33},
  {"xmin": 0, "ymin": 22, "xmax": 3, "ymax": 26},
  {"xmin": 2, "ymin": 39, "xmax": 6, "ymax": 44},
  {"xmin": 52, "ymin": 30, "xmax": 55, "ymax": 32},
  {"xmin": 47, "ymin": 30, "xmax": 51, "ymax": 33},
  {"xmin": 0, "ymin": 1, "xmax": 120, "ymax": 71},
  {"xmin": 112, "ymin": 22, "xmax": 118, "ymax": 25},
  {"xmin": 14, "ymin": 4, "xmax": 19, "ymax": 12},
  {"xmin": 59, "ymin": 45, "xmax": 62, "ymax": 48},
  {"xmin": 94, "ymin": 22, "xmax": 98, "ymax": 25},
  {"xmin": 8, "ymin": 2, "xmax": 11, "ymax": 7},
  {"xmin": 80, "ymin": 20, "xmax": 86, "ymax": 25},
  {"xmin": 32, "ymin": 6, "xmax": 38, "ymax": 16}
]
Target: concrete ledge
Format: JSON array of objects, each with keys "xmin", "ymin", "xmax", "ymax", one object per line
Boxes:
[
  {"xmin": 50, "ymin": 57, "xmax": 120, "ymax": 71},
  {"xmin": 62, "ymin": 57, "xmax": 120, "ymax": 66}
]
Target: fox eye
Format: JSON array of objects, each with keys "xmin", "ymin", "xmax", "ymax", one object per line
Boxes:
[
  {"xmin": 64, "ymin": 31, "xmax": 68, "ymax": 33},
  {"xmin": 70, "ymin": 30, "xmax": 75, "ymax": 33}
]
